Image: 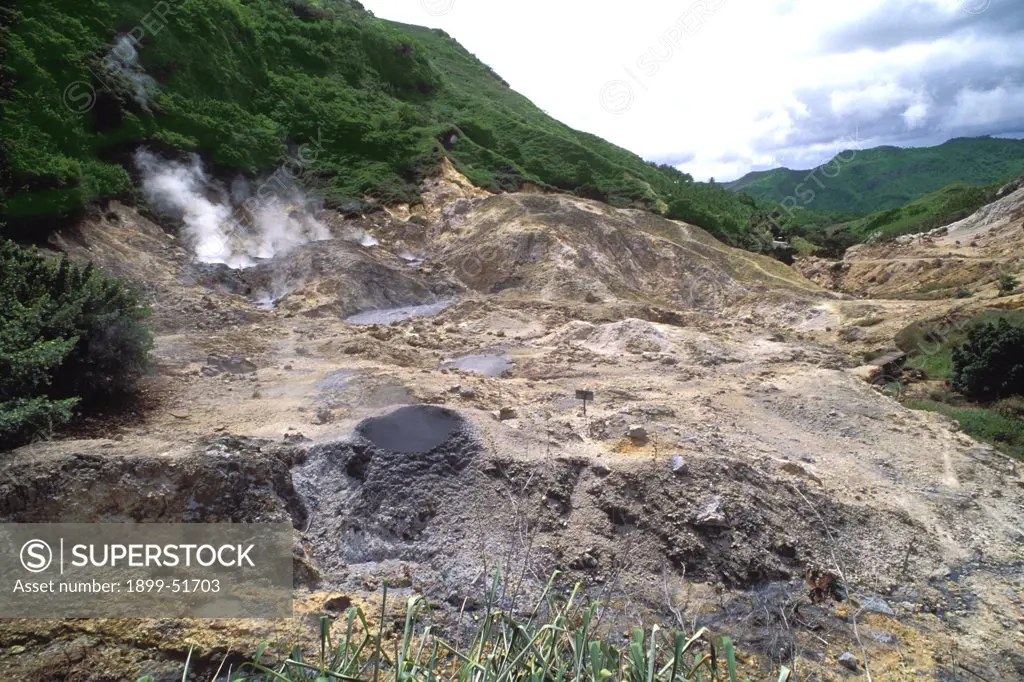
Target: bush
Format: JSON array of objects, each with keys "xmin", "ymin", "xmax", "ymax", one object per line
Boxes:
[
  {"xmin": 997, "ymin": 273, "xmax": 1018, "ymax": 297},
  {"xmin": 951, "ymin": 318, "xmax": 1024, "ymax": 401},
  {"xmin": 0, "ymin": 240, "xmax": 152, "ymax": 448},
  {"xmin": 993, "ymin": 396, "xmax": 1024, "ymax": 419}
]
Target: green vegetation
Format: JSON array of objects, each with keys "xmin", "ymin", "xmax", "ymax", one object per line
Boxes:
[
  {"xmin": 895, "ymin": 310, "xmax": 1024, "ymax": 461},
  {"xmin": 767, "ymin": 182, "xmax": 1006, "ymax": 256},
  {"xmin": 138, "ymin": 576, "xmax": 777, "ymax": 682},
  {"xmin": 732, "ymin": 139, "xmax": 1024, "ymax": 256},
  {"xmin": 955, "ymin": 287, "xmax": 974, "ymax": 299},
  {"xmin": 906, "ymin": 400, "xmax": 1024, "ymax": 461},
  {"xmin": 0, "ymin": 238, "xmax": 151, "ymax": 448},
  {"xmin": 4, "ymin": 0, "xmax": 444, "ymax": 221},
  {"xmin": 951, "ymin": 318, "xmax": 1024, "ymax": 402},
  {"xmin": 997, "ymin": 273, "xmax": 1018, "ymax": 297},
  {"xmin": 2, "ymin": 0, "xmax": 763, "ymax": 248},
  {"xmin": 897, "ymin": 309, "xmax": 1024, "ymax": 381},
  {"xmin": 728, "ymin": 137, "xmax": 1024, "ymax": 215},
  {"xmin": 844, "ymin": 182, "xmax": 1001, "ymax": 243}
]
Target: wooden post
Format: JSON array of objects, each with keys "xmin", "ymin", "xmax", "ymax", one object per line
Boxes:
[{"xmin": 575, "ymin": 389, "xmax": 594, "ymax": 416}]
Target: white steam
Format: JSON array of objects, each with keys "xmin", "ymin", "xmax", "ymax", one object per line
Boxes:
[
  {"xmin": 135, "ymin": 150, "xmax": 331, "ymax": 268},
  {"xmin": 105, "ymin": 36, "xmax": 157, "ymax": 107}
]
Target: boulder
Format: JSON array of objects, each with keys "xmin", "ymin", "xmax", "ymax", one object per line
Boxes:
[
  {"xmin": 838, "ymin": 652, "xmax": 859, "ymax": 671},
  {"xmin": 857, "ymin": 595, "xmax": 896, "ymax": 617},
  {"xmin": 627, "ymin": 425, "xmax": 648, "ymax": 442}
]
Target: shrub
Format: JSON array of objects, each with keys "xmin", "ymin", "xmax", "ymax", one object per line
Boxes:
[
  {"xmin": 997, "ymin": 273, "xmax": 1018, "ymax": 297},
  {"xmin": 0, "ymin": 240, "xmax": 152, "ymax": 448},
  {"xmin": 955, "ymin": 286, "xmax": 973, "ymax": 298},
  {"xmin": 993, "ymin": 396, "xmax": 1024, "ymax": 419},
  {"xmin": 950, "ymin": 318, "xmax": 1024, "ymax": 401}
]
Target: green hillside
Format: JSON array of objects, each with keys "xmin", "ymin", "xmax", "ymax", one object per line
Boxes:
[
  {"xmin": 1, "ymin": 0, "xmax": 759, "ymax": 247},
  {"xmin": 776, "ymin": 181, "xmax": 1004, "ymax": 256},
  {"xmin": 727, "ymin": 137, "xmax": 1024, "ymax": 215},
  {"xmin": 840, "ymin": 182, "xmax": 1002, "ymax": 242}
]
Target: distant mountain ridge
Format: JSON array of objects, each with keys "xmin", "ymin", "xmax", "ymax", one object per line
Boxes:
[{"xmin": 726, "ymin": 137, "xmax": 1024, "ymax": 215}]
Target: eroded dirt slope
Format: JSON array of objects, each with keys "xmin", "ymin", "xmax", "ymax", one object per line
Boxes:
[
  {"xmin": 2, "ymin": 178, "xmax": 1022, "ymax": 681},
  {"xmin": 796, "ymin": 181, "xmax": 1024, "ymax": 299}
]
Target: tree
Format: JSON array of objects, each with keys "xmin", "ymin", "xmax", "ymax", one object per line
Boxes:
[
  {"xmin": 1, "ymin": 240, "xmax": 152, "ymax": 448},
  {"xmin": 951, "ymin": 318, "xmax": 1024, "ymax": 401}
]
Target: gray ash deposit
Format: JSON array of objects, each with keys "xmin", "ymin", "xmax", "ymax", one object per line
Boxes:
[
  {"xmin": 295, "ymin": 405, "xmax": 481, "ymax": 571},
  {"xmin": 344, "ymin": 298, "xmax": 456, "ymax": 325},
  {"xmin": 185, "ymin": 240, "xmax": 457, "ymax": 319}
]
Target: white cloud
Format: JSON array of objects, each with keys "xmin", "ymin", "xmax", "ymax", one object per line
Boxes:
[
  {"xmin": 830, "ymin": 83, "xmax": 915, "ymax": 119},
  {"xmin": 903, "ymin": 100, "xmax": 932, "ymax": 129},
  {"xmin": 943, "ymin": 83, "xmax": 1024, "ymax": 130},
  {"xmin": 361, "ymin": 0, "xmax": 1024, "ymax": 181}
]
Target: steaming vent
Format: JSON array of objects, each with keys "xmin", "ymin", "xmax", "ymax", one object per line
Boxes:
[{"xmin": 135, "ymin": 150, "xmax": 331, "ymax": 269}]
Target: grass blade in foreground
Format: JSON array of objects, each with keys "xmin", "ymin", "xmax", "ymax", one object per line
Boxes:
[{"xmin": 143, "ymin": 576, "xmax": 792, "ymax": 681}]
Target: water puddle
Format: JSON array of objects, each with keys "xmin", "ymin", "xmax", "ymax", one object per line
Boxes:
[
  {"xmin": 443, "ymin": 353, "xmax": 514, "ymax": 377},
  {"xmin": 344, "ymin": 298, "xmax": 456, "ymax": 325}
]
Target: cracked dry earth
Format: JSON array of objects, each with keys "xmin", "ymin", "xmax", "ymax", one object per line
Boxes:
[{"xmin": 1, "ymin": 179, "xmax": 1023, "ymax": 681}]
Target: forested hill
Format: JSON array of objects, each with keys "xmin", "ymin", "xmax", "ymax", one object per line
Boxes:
[
  {"xmin": 2, "ymin": 0, "xmax": 758, "ymax": 246},
  {"xmin": 726, "ymin": 136, "xmax": 1024, "ymax": 214}
]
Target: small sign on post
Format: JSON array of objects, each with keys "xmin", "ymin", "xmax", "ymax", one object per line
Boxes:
[{"xmin": 575, "ymin": 389, "xmax": 595, "ymax": 415}]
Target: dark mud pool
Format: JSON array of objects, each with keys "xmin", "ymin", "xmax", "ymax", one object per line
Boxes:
[{"xmin": 357, "ymin": 405, "xmax": 463, "ymax": 454}]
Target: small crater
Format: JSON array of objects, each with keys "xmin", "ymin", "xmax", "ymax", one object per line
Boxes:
[{"xmin": 357, "ymin": 405, "xmax": 463, "ymax": 454}]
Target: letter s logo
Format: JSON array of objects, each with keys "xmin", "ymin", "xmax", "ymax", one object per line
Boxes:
[{"xmin": 21, "ymin": 540, "xmax": 53, "ymax": 573}]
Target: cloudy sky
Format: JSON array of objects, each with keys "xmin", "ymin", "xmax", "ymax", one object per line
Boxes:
[{"xmin": 360, "ymin": 0, "xmax": 1024, "ymax": 181}]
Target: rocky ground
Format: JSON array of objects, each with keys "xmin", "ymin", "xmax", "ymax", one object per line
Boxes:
[
  {"xmin": 1, "ymin": 167, "xmax": 1023, "ymax": 681},
  {"xmin": 795, "ymin": 181, "xmax": 1024, "ymax": 300}
]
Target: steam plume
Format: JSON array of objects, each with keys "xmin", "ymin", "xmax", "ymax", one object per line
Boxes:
[{"xmin": 135, "ymin": 150, "xmax": 331, "ymax": 268}]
